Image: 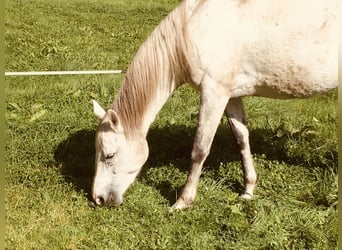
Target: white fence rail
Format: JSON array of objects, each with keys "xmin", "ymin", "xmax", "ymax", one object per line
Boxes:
[{"xmin": 5, "ymin": 70, "xmax": 126, "ymax": 76}]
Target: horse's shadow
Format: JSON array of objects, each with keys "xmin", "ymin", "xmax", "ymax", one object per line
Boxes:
[
  {"xmin": 53, "ymin": 124, "xmax": 295, "ymax": 203},
  {"xmin": 54, "ymin": 130, "xmax": 96, "ymax": 200}
]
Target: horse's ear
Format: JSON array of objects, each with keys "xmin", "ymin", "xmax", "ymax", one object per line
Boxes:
[
  {"xmin": 107, "ymin": 109, "xmax": 121, "ymax": 130},
  {"xmin": 92, "ymin": 100, "xmax": 106, "ymax": 120}
]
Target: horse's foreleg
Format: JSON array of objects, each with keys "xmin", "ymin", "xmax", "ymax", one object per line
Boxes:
[
  {"xmin": 170, "ymin": 84, "xmax": 229, "ymax": 210},
  {"xmin": 225, "ymin": 97, "xmax": 256, "ymax": 199}
]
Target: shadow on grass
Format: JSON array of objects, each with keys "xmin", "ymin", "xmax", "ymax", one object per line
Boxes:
[
  {"xmin": 53, "ymin": 125, "xmax": 242, "ymax": 204},
  {"xmin": 143, "ymin": 125, "xmax": 271, "ymax": 203},
  {"xmin": 53, "ymin": 124, "xmax": 336, "ymax": 203},
  {"xmin": 54, "ymin": 130, "xmax": 96, "ymax": 201}
]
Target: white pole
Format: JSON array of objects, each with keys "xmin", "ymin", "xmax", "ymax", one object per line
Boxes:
[{"xmin": 5, "ymin": 70, "xmax": 126, "ymax": 76}]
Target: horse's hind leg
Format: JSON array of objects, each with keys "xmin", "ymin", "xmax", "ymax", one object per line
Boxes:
[{"xmin": 225, "ymin": 97, "xmax": 256, "ymax": 199}]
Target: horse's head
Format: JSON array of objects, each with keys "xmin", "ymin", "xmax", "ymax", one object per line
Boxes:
[{"xmin": 91, "ymin": 100, "xmax": 149, "ymax": 207}]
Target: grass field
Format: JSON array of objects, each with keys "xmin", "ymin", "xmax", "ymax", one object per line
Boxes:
[{"xmin": 5, "ymin": 0, "xmax": 338, "ymax": 249}]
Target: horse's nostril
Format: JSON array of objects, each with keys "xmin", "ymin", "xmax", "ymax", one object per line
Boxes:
[
  {"xmin": 94, "ymin": 192, "xmax": 117, "ymax": 207},
  {"xmin": 95, "ymin": 196, "xmax": 105, "ymax": 206}
]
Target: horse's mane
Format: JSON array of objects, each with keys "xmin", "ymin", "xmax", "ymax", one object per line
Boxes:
[{"xmin": 112, "ymin": 2, "xmax": 191, "ymax": 138}]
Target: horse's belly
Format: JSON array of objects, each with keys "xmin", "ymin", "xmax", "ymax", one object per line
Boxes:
[
  {"xmin": 231, "ymin": 34, "xmax": 337, "ymax": 99},
  {"xmin": 230, "ymin": 59, "xmax": 337, "ymax": 99},
  {"xmin": 231, "ymin": 76, "xmax": 337, "ymax": 99}
]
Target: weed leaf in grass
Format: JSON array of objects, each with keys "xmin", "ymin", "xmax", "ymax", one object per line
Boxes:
[
  {"xmin": 29, "ymin": 109, "xmax": 48, "ymax": 123},
  {"xmin": 8, "ymin": 102, "xmax": 21, "ymax": 111}
]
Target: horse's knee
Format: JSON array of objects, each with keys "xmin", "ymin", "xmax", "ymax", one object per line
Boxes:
[{"xmin": 191, "ymin": 144, "xmax": 209, "ymax": 163}]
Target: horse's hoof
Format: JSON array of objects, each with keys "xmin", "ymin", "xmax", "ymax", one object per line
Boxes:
[
  {"xmin": 169, "ymin": 198, "xmax": 192, "ymax": 212},
  {"xmin": 240, "ymin": 192, "xmax": 253, "ymax": 200}
]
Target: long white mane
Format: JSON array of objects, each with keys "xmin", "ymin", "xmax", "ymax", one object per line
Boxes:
[{"xmin": 111, "ymin": 2, "xmax": 192, "ymax": 138}]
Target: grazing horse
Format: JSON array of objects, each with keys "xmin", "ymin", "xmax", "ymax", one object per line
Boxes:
[{"xmin": 92, "ymin": 0, "xmax": 337, "ymax": 209}]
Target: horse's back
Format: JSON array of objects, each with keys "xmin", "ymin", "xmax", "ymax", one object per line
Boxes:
[{"xmin": 186, "ymin": 0, "xmax": 337, "ymax": 98}]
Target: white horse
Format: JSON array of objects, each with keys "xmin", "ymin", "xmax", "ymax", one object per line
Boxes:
[{"xmin": 92, "ymin": 0, "xmax": 337, "ymax": 209}]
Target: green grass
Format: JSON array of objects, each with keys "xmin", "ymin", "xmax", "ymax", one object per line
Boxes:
[{"xmin": 5, "ymin": 0, "xmax": 337, "ymax": 249}]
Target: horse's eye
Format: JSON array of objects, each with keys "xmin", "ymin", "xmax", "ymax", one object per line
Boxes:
[{"xmin": 105, "ymin": 153, "xmax": 115, "ymax": 160}]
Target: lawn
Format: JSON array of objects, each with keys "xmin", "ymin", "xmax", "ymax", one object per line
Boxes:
[{"xmin": 5, "ymin": 0, "xmax": 338, "ymax": 249}]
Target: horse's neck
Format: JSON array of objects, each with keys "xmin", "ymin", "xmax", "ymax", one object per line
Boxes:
[{"xmin": 140, "ymin": 79, "xmax": 178, "ymax": 137}]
